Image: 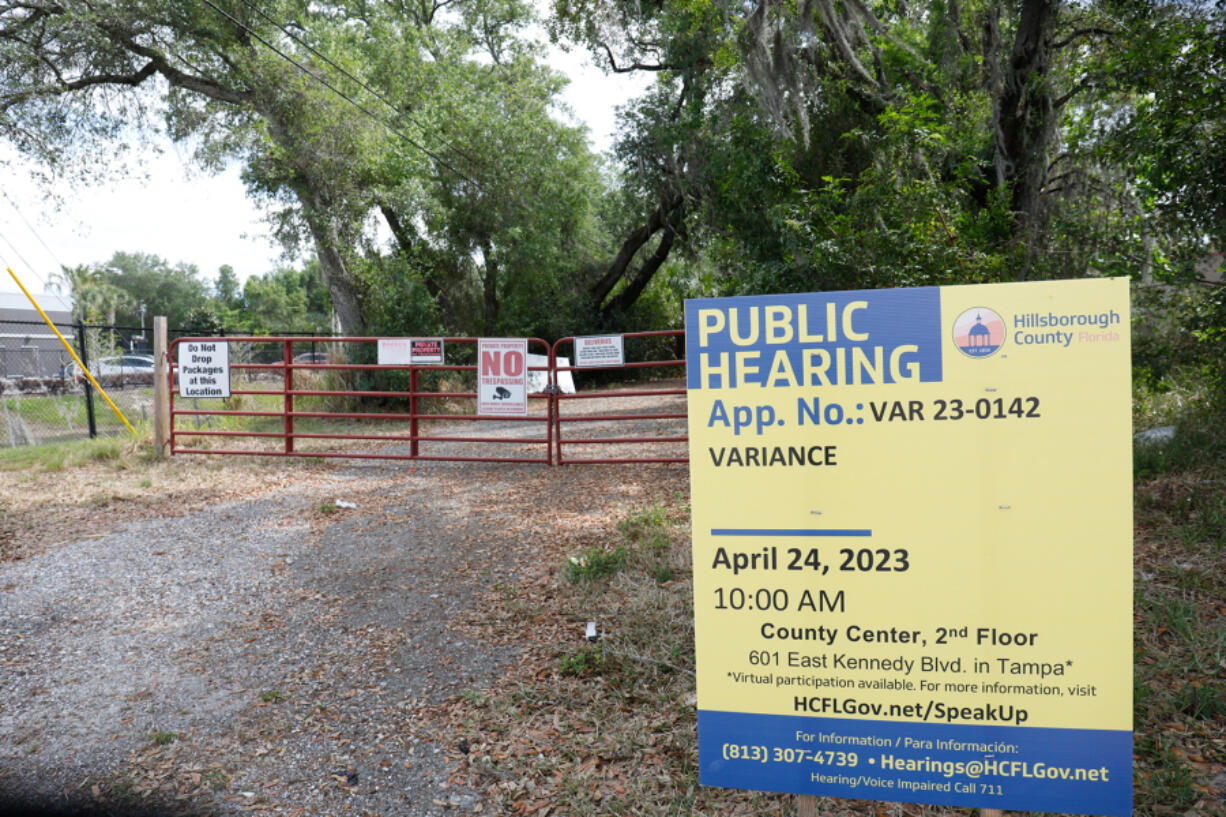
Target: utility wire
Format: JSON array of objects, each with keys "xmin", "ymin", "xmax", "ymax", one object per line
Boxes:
[
  {"xmin": 0, "ymin": 224, "xmax": 53, "ymax": 294},
  {"xmin": 193, "ymin": 0, "xmax": 478, "ymax": 184},
  {"xmin": 0, "ymin": 188, "xmax": 68, "ymax": 276},
  {"xmin": 211, "ymin": 0, "xmax": 566, "ymax": 196},
  {"xmin": 231, "ymin": 0, "xmax": 485, "ymax": 172}
]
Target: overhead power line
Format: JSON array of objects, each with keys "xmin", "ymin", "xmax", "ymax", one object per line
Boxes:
[
  {"xmin": 0, "ymin": 187, "xmax": 68, "ymax": 275},
  {"xmin": 231, "ymin": 0, "xmax": 484, "ymax": 172},
  {"xmin": 193, "ymin": 0, "xmax": 478, "ymax": 184},
  {"xmin": 0, "ymin": 224, "xmax": 52, "ymax": 294}
]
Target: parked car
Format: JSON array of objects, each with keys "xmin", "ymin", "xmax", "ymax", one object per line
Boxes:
[
  {"xmin": 293, "ymin": 352, "xmax": 329, "ymax": 364},
  {"xmin": 72, "ymin": 354, "xmax": 156, "ymax": 384}
]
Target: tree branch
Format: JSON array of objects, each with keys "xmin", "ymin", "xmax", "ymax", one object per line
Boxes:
[
  {"xmin": 1, "ymin": 61, "xmax": 158, "ymax": 111},
  {"xmin": 589, "ymin": 193, "xmax": 683, "ymax": 308},
  {"xmin": 93, "ymin": 20, "xmax": 250, "ymax": 105},
  {"xmin": 379, "ymin": 203, "xmax": 417, "ymax": 255},
  {"xmin": 601, "ymin": 42, "xmax": 670, "ymax": 73},
  {"xmin": 0, "ymin": 3, "xmax": 57, "ymax": 41},
  {"xmin": 1051, "ymin": 27, "xmax": 1112, "ymax": 49},
  {"xmin": 601, "ymin": 203, "xmax": 683, "ymax": 318},
  {"xmin": 812, "ymin": 0, "xmax": 887, "ymax": 95},
  {"xmin": 1053, "ymin": 73, "xmax": 1100, "ymax": 109}
]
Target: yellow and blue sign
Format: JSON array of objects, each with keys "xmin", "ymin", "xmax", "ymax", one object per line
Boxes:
[{"xmin": 686, "ymin": 278, "xmax": 1131, "ymax": 816}]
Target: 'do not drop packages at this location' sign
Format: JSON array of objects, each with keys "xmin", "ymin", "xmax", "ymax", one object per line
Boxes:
[
  {"xmin": 685, "ymin": 278, "xmax": 1132, "ymax": 816},
  {"xmin": 178, "ymin": 340, "xmax": 231, "ymax": 399}
]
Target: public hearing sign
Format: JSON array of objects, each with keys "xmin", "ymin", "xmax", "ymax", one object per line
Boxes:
[{"xmin": 685, "ymin": 278, "xmax": 1132, "ymax": 816}]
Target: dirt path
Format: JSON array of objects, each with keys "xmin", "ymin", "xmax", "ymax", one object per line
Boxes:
[{"xmin": 0, "ymin": 421, "xmax": 687, "ymax": 816}]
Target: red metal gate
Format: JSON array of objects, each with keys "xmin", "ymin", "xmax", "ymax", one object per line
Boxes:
[
  {"xmin": 169, "ymin": 336, "xmax": 553, "ymax": 463},
  {"xmin": 550, "ymin": 330, "xmax": 688, "ymax": 465}
]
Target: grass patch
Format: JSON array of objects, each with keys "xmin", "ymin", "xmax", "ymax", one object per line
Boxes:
[
  {"xmin": 149, "ymin": 731, "xmax": 177, "ymax": 746},
  {"xmin": 86, "ymin": 437, "xmax": 126, "ymax": 463},
  {"xmin": 202, "ymin": 768, "xmax": 229, "ymax": 790},
  {"xmin": 0, "ymin": 439, "xmax": 70, "ymax": 471},
  {"xmin": 0, "ymin": 429, "xmax": 154, "ymax": 472},
  {"xmin": 557, "ymin": 645, "xmax": 606, "ymax": 678},
  {"xmin": 565, "ymin": 545, "xmax": 626, "ymax": 583},
  {"xmin": 1132, "ymin": 375, "xmax": 1226, "ymax": 816},
  {"xmin": 455, "ymin": 495, "xmax": 738, "ymax": 815}
]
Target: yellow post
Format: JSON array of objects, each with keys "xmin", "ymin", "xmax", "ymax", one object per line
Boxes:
[{"xmin": 6, "ymin": 267, "xmax": 137, "ymax": 436}]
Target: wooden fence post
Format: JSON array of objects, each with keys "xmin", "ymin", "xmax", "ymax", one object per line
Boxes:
[{"xmin": 153, "ymin": 316, "xmax": 170, "ymax": 458}]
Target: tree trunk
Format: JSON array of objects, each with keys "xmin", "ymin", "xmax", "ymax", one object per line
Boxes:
[
  {"xmin": 380, "ymin": 204, "xmax": 417, "ymax": 258},
  {"xmin": 480, "ymin": 237, "xmax": 499, "ymax": 336},
  {"xmin": 590, "ymin": 194, "xmax": 684, "ymax": 313},
  {"xmin": 258, "ymin": 105, "xmax": 363, "ymax": 336},
  {"xmin": 297, "ymin": 198, "xmax": 363, "ymax": 335},
  {"xmin": 991, "ymin": 0, "xmax": 1061, "ymax": 273},
  {"xmin": 379, "ymin": 202, "xmax": 466, "ymax": 329},
  {"xmin": 317, "ymin": 238, "xmax": 363, "ymax": 336},
  {"xmin": 600, "ymin": 204, "xmax": 684, "ymax": 321}
]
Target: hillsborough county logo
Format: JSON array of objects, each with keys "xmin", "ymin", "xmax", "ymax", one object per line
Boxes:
[{"xmin": 953, "ymin": 307, "xmax": 1005, "ymax": 358}]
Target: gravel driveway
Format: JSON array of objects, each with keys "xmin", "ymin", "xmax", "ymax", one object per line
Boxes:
[{"xmin": 0, "ymin": 392, "xmax": 689, "ymax": 817}]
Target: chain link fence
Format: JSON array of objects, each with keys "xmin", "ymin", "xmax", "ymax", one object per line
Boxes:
[{"xmin": 0, "ymin": 319, "xmax": 327, "ymax": 448}]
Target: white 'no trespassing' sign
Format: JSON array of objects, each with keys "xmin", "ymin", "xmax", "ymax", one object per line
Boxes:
[{"xmin": 178, "ymin": 340, "xmax": 231, "ymax": 398}]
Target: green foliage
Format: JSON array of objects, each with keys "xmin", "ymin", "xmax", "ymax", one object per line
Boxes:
[
  {"xmin": 101, "ymin": 252, "xmax": 211, "ymax": 328},
  {"xmin": 1132, "ymin": 383, "xmax": 1225, "ymax": 814},
  {"xmin": 404, "ymin": 50, "xmax": 608, "ymax": 337},
  {"xmin": 237, "ymin": 266, "xmax": 331, "ymax": 334},
  {"xmin": 0, "ymin": 432, "xmax": 154, "ymax": 472},
  {"xmin": 617, "ymin": 502, "xmax": 670, "ymax": 554},
  {"xmin": 558, "ymin": 645, "xmax": 605, "ymax": 677},
  {"xmin": 564, "ymin": 501, "xmax": 685, "ymax": 591},
  {"xmin": 58, "ymin": 249, "xmax": 332, "ymax": 334},
  {"xmin": 202, "ymin": 768, "xmax": 229, "ymax": 789},
  {"xmin": 8, "ymin": 0, "xmax": 1226, "ymax": 350},
  {"xmin": 1096, "ymin": 1, "xmax": 1226, "ymax": 252},
  {"xmin": 49, "ymin": 264, "xmax": 131, "ymax": 324},
  {"xmin": 356, "ymin": 254, "xmax": 444, "ymax": 338},
  {"xmin": 566, "ymin": 545, "xmax": 627, "ymax": 583},
  {"xmin": 215, "ymin": 265, "xmax": 241, "ymax": 308},
  {"xmin": 1134, "ymin": 733, "xmax": 1197, "ymax": 812},
  {"xmin": 563, "ymin": 0, "xmax": 1226, "ymax": 323},
  {"xmin": 1173, "ymin": 682, "xmax": 1226, "ymax": 722}
]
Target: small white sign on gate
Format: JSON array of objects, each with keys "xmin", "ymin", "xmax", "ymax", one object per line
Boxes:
[
  {"xmin": 377, "ymin": 338, "xmax": 412, "ymax": 365},
  {"xmin": 574, "ymin": 334, "xmax": 625, "ymax": 367},
  {"xmin": 178, "ymin": 340, "xmax": 231, "ymax": 398},
  {"xmin": 378, "ymin": 338, "xmax": 445, "ymax": 365}
]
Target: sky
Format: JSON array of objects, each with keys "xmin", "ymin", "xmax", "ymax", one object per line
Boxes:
[{"xmin": 0, "ymin": 39, "xmax": 648, "ymax": 299}]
